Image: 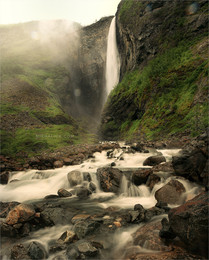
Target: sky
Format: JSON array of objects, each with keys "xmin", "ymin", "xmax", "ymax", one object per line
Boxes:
[{"xmin": 0, "ymin": 0, "xmax": 121, "ymax": 26}]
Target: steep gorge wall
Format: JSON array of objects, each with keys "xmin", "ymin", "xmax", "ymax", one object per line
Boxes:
[{"xmin": 100, "ymin": 0, "xmax": 208, "ymax": 141}]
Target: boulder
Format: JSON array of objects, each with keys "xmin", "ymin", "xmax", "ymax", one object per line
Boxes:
[
  {"xmin": 76, "ymin": 187, "xmax": 92, "ymax": 199},
  {"xmin": 27, "ymin": 241, "xmax": 47, "ymax": 260},
  {"xmin": 96, "ymin": 167, "xmax": 122, "ymax": 193},
  {"xmin": 132, "ymin": 168, "xmax": 153, "ymax": 186},
  {"xmin": 6, "ymin": 204, "xmax": 36, "ymax": 225},
  {"xmin": 67, "ymin": 170, "xmax": 83, "ymax": 187},
  {"xmin": 168, "ymin": 192, "xmax": 209, "ymax": 257},
  {"xmin": 143, "ymin": 155, "xmax": 166, "ymax": 166},
  {"xmin": 53, "ymin": 160, "xmax": 63, "ymax": 168},
  {"xmin": 155, "ymin": 180, "xmax": 186, "ymax": 204},
  {"xmin": 128, "ymin": 210, "xmax": 145, "ymax": 223},
  {"xmin": 57, "ymin": 188, "xmax": 72, "ymax": 197},
  {"xmin": 146, "ymin": 174, "xmax": 161, "ymax": 190},
  {"xmin": 73, "ymin": 220, "xmax": 100, "ymax": 239},
  {"xmin": 71, "ymin": 214, "xmax": 91, "ymax": 224},
  {"xmin": 63, "ymin": 158, "xmax": 73, "ymax": 166},
  {"xmin": 172, "ymin": 149, "xmax": 207, "ymax": 185},
  {"xmin": 66, "ymin": 244, "xmax": 80, "ymax": 259}
]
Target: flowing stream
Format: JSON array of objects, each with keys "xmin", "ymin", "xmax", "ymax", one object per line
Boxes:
[
  {"xmin": 105, "ymin": 17, "xmax": 120, "ymax": 97},
  {"xmin": 0, "ymin": 144, "xmax": 203, "ymax": 259}
]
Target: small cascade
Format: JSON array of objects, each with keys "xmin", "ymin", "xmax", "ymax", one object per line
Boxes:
[{"xmin": 105, "ymin": 17, "xmax": 120, "ymax": 98}]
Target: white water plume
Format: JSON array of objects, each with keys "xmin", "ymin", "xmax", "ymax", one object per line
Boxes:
[{"xmin": 105, "ymin": 17, "xmax": 120, "ymax": 97}]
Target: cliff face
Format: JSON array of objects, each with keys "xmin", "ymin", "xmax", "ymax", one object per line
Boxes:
[
  {"xmin": 0, "ymin": 18, "xmax": 112, "ymax": 156},
  {"xmin": 64, "ymin": 17, "xmax": 113, "ymax": 125},
  {"xmin": 100, "ymin": 0, "xmax": 208, "ymax": 141},
  {"xmin": 116, "ymin": 0, "xmax": 208, "ymax": 79}
]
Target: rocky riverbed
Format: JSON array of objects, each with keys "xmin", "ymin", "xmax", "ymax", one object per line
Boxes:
[{"xmin": 0, "ymin": 135, "xmax": 208, "ymax": 260}]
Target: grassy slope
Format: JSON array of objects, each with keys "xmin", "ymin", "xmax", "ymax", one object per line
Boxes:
[
  {"xmin": 0, "ymin": 22, "xmax": 93, "ymax": 157},
  {"xmin": 101, "ymin": 0, "xmax": 208, "ymax": 141}
]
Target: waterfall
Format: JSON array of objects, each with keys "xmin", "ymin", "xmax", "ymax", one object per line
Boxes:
[{"xmin": 105, "ymin": 17, "xmax": 120, "ymax": 97}]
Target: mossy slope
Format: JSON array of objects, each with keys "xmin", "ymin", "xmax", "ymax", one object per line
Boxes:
[{"xmin": 100, "ymin": 0, "xmax": 208, "ymax": 141}]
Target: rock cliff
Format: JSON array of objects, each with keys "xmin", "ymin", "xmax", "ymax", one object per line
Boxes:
[{"xmin": 100, "ymin": 0, "xmax": 208, "ymax": 141}]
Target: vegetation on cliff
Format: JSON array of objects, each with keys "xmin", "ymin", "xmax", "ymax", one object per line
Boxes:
[{"xmin": 100, "ymin": 0, "xmax": 208, "ymax": 141}]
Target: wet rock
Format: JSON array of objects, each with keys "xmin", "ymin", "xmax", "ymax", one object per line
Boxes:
[
  {"xmin": 27, "ymin": 241, "xmax": 47, "ymax": 260},
  {"xmin": 128, "ymin": 210, "xmax": 145, "ymax": 223},
  {"xmin": 168, "ymin": 192, "xmax": 209, "ymax": 257},
  {"xmin": 146, "ymin": 174, "xmax": 161, "ymax": 190},
  {"xmin": 77, "ymin": 241, "xmax": 98, "ymax": 257},
  {"xmin": 58, "ymin": 230, "xmax": 77, "ymax": 244},
  {"xmin": 67, "ymin": 170, "xmax": 83, "ymax": 187},
  {"xmin": 71, "ymin": 214, "xmax": 91, "ymax": 224},
  {"xmin": 1, "ymin": 221, "xmax": 18, "ymax": 237},
  {"xmin": 73, "ymin": 220, "xmax": 100, "ymax": 239},
  {"xmin": 11, "ymin": 244, "xmax": 31, "ymax": 259},
  {"xmin": 53, "ymin": 161, "xmax": 63, "ymax": 168},
  {"xmin": 83, "ymin": 172, "xmax": 91, "ymax": 182},
  {"xmin": 159, "ymin": 217, "xmax": 176, "ymax": 239},
  {"xmin": 155, "ymin": 180, "xmax": 186, "ymax": 204},
  {"xmin": 6, "ymin": 204, "xmax": 36, "ymax": 225},
  {"xmin": 133, "ymin": 204, "xmax": 144, "ymax": 212},
  {"xmin": 132, "ymin": 220, "xmax": 172, "ymax": 252},
  {"xmin": 111, "ymin": 162, "xmax": 116, "ymax": 167},
  {"xmin": 155, "ymin": 201, "xmax": 170, "ymax": 212},
  {"xmin": 131, "ymin": 143, "xmax": 143, "ymax": 152},
  {"xmin": 40, "ymin": 207, "xmax": 75, "ymax": 226},
  {"xmin": 144, "ymin": 207, "xmax": 165, "ymax": 222},
  {"xmin": 89, "ymin": 181, "xmax": 97, "ymax": 193},
  {"xmin": 143, "ymin": 155, "xmax": 166, "ymax": 166},
  {"xmin": 76, "ymin": 187, "xmax": 92, "ymax": 199},
  {"xmin": 57, "ymin": 188, "xmax": 72, "ymax": 198},
  {"xmin": 0, "ymin": 171, "xmax": 9, "ymax": 184},
  {"xmin": 96, "ymin": 167, "xmax": 122, "ymax": 193},
  {"xmin": 152, "ymin": 161, "xmax": 174, "ymax": 173},
  {"xmin": 66, "ymin": 244, "xmax": 80, "ymax": 259},
  {"xmin": 172, "ymin": 149, "xmax": 207, "ymax": 185},
  {"xmin": 44, "ymin": 194, "xmax": 59, "ymax": 199},
  {"xmin": 0, "ymin": 201, "xmax": 20, "ymax": 218},
  {"xmin": 132, "ymin": 168, "xmax": 153, "ymax": 186}
]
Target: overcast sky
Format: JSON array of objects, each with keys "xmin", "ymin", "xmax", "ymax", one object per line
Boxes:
[{"xmin": 0, "ymin": 0, "xmax": 121, "ymax": 25}]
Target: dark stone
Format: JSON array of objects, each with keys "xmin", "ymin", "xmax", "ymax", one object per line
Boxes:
[
  {"xmin": 44, "ymin": 195, "xmax": 59, "ymax": 199},
  {"xmin": 1, "ymin": 221, "xmax": 18, "ymax": 237},
  {"xmin": 143, "ymin": 156, "xmax": 166, "ymax": 166},
  {"xmin": 76, "ymin": 187, "xmax": 92, "ymax": 199},
  {"xmin": 168, "ymin": 192, "xmax": 209, "ymax": 257},
  {"xmin": 159, "ymin": 217, "xmax": 176, "ymax": 239},
  {"xmin": 57, "ymin": 188, "xmax": 72, "ymax": 197},
  {"xmin": 96, "ymin": 167, "xmax": 122, "ymax": 193},
  {"xmin": 132, "ymin": 168, "xmax": 153, "ymax": 186},
  {"xmin": 53, "ymin": 161, "xmax": 63, "ymax": 168},
  {"xmin": 77, "ymin": 241, "xmax": 98, "ymax": 257},
  {"xmin": 155, "ymin": 180, "xmax": 186, "ymax": 204},
  {"xmin": 146, "ymin": 174, "xmax": 161, "ymax": 190},
  {"xmin": 58, "ymin": 230, "xmax": 77, "ymax": 244},
  {"xmin": 133, "ymin": 204, "xmax": 144, "ymax": 212},
  {"xmin": 111, "ymin": 162, "xmax": 116, "ymax": 167},
  {"xmin": 11, "ymin": 244, "xmax": 31, "ymax": 259},
  {"xmin": 128, "ymin": 210, "xmax": 145, "ymax": 223},
  {"xmin": 83, "ymin": 172, "xmax": 92, "ymax": 182},
  {"xmin": 131, "ymin": 143, "xmax": 143, "ymax": 152},
  {"xmin": 73, "ymin": 220, "xmax": 100, "ymax": 239},
  {"xmin": 89, "ymin": 182, "xmax": 97, "ymax": 193},
  {"xmin": 27, "ymin": 241, "xmax": 47, "ymax": 260},
  {"xmin": 66, "ymin": 244, "xmax": 80, "ymax": 259},
  {"xmin": 172, "ymin": 149, "xmax": 207, "ymax": 185},
  {"xmin": 0, "ymin": 171, "xmax": 9, "ymax": 184},
  {"xmin": 0, "ymin": 201, "xmax": 20, "ymax": 218},
  {"xmin": 144, "ymin": 207, "xmax": 165, "ymax": 222}
]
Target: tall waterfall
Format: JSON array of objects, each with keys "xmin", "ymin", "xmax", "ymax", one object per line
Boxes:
[{"xmin": 105, "ymin": 17, "xmax": 120, "ymax": 97}]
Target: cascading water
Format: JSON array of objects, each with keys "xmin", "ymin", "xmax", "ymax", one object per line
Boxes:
[
  {"xmin": 105, "ymin": 17, "xmax": 120, "ymax": 98},
  {"xmin": 0, "ymin": 146, "xmax": 203, "ymax": 260}
]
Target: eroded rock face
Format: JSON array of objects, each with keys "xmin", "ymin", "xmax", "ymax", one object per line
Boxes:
[
  {"xmin": 96, "ymin": 167, "xmax": 122, "ymax": 193},
  {"xmin": 168, "ymin": 192, "xmax": 209, "ymax": 257},
  {"xmin": 6, "ymin": 204, "xmax": 36, "ymax": 225},
  {"xmin": 155, "ymin": 180, "xmax": 186, "ymax": 204}
]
